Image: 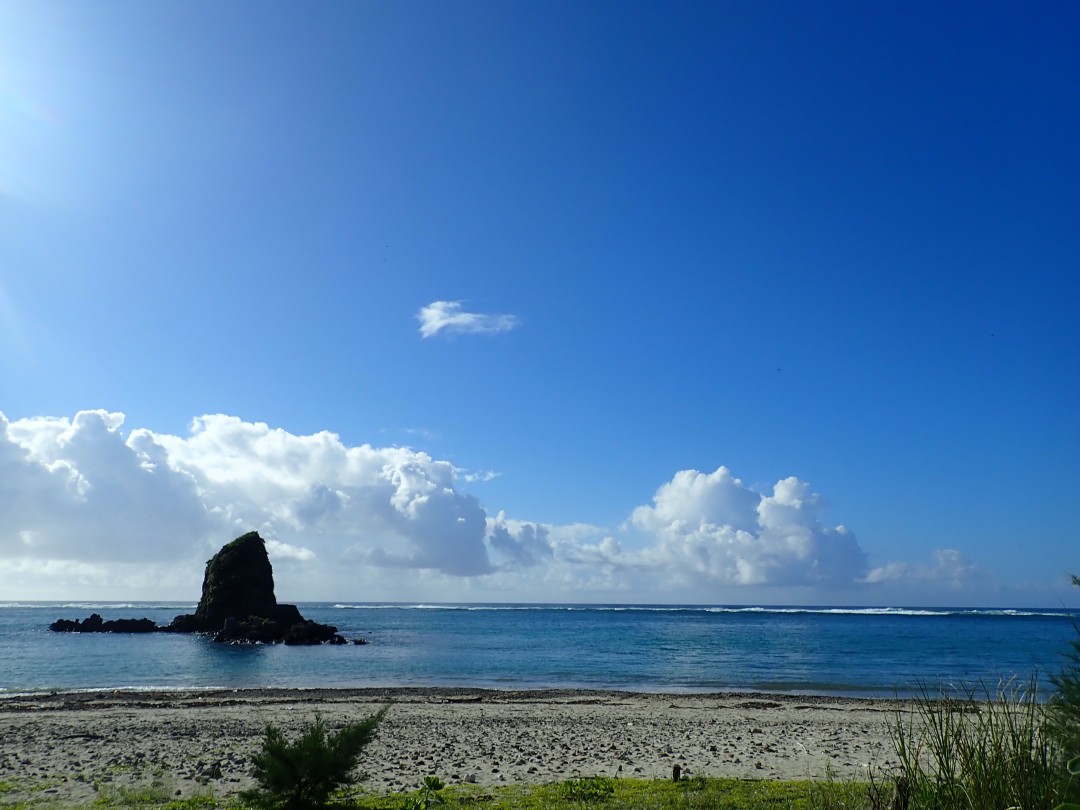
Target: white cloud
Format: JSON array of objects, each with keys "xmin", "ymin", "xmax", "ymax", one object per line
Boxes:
[
  {"xmin": 863, "ymin": 548, "xmax": 983, "ymax": 588},
  {"xmin": 486, "ymin": 514, "xmax": 555, "ymax": 569},
  {"xmin": 455, "ymin": 467, "xmax": 500, "ymax": 483},
  {"xmin": 628, "ymin": 467, "xmax": 868, "ymax": 587},
  {"xmin": 265, "ymin": 539, "xmax": 316, "ymax": 562},
  {"xmin": 0, "ymin": 410, "xmax": 218, "ymax": 562},
  {"xmin": 416, "ymin": 300, "xmax": 519, "ymax": 338},
  {"xmin": 0, "ymin": 409, "xmax": 998, "ymax": 603},
  {"xmin": 146, "ymin": 414, "xmax": 494, "ymax": 576},
  {"xmin": 0, "ymin": 410, "xmax": 495, "ymax": 585}
]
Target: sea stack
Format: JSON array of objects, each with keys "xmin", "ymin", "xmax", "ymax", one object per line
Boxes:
[
  {"xmin": 164, "ymin": 532, "xmax": 346, "ymax": 645},
  {"xmin": 51, "ymin": 532, "xmax": 348, "ymax": 645},
  {"xmin": 170, "ymin": 531, "xmax": 279, "ymax": 632}
]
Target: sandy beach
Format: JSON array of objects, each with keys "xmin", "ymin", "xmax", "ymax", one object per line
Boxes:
[{"xmin": 0, "ymin": 688, "xmax": 904, "ymax": 804}]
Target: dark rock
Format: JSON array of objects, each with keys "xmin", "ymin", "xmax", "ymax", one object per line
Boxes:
[
  {"xmin": 161, "ymin": 613, "xmax": 201, "ymax": 633},
  {"xmin": 165, "ymin": 531, "xmax": 344, "ymax": 644},
  {"xmin": 103, "ymin": 617, "xmax": 158, "ymax": 633},
  {"xmin": 215, "ymin": 617, "xmax": 283, "ymax": 644},
  {"xmin": 282, "ymin": 620, "xmax": 345, "ymax": 645},
  {"xmin": 49, "ymin": 614, "xmax": 158, "ymax": 633},
  {"xmin": 193, "ymin": 531, "xmax": 278, "ymax": 632},
  {"xmin": 273, "ymin": 603, "xmax": 304, "ymax": 626},
  {"xmin": 51, "ymin": 532, "xmax": 353, "ymax": 646}
]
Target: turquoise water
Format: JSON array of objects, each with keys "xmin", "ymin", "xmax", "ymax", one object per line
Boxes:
[{"xmin": 0, "ymin": 602, "xmax": 1075, "ymax": 698}]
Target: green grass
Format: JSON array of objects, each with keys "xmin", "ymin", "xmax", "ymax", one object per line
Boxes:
[
  {"xmin": 0, "ymin": 779, "xmax": 33, "ymax": 810},
  {"xmin": 93, "ymin": 781, "xmax": 221, "ymax": 810},
  {"xmin": 326, "ymin": 777, "xmax": 869, "ymax": 810},
  {"xmin": 0, "ymin": 776, "xmax": 67, "ymax": 809},
  {"xmin": 889, "ymin": 677, "xmax": 1066, "ymax": 810},
  {"xmin": 94, "ymin": 783, "xmax": 173, "ymax": 807},
  {"xmin": 0, "ymin": 778, "xmax": 59, "ymax": 810},
  {"xmin": 3, "ymin": 777, "xmax": 869, "ymax": 810}
]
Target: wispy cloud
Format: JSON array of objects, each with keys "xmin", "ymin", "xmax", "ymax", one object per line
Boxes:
[
  {"xmin": 455, "ymin": 468, "xmax": 501, "ymax": 483},
  {"xmin": 416, "ymin": 300, "xmax": 519, "ymax": 338}
]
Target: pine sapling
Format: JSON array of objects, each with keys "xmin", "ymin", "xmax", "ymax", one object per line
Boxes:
[{"xmin": 242, "ymin": 707, "xmax": 389, "ymax": 810}]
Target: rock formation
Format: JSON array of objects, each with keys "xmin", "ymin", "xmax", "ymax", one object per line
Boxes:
[
  {"xmin": 166, "ymin": 532, "xmax": 346, "ymax": 644},
  {"xmin": 50, "ymin": 532, "xmax": 348, "ymax": 645},
  {"xmin": 168, "ymin": 532, "xmax": 285, "ymax": 631},
  {"xmin": 49, "ymin": 615, "xmax": 157, "ymax": 633}
]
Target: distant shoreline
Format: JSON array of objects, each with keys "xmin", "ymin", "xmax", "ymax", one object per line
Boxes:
[{"xmin": 0, "ymin": 686, "xmax": 900, "ymax": 803}]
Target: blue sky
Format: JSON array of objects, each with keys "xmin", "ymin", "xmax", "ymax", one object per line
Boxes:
[{"xmin": 1, "ymin": 1, "xmax": 1077, "ymax": 606}]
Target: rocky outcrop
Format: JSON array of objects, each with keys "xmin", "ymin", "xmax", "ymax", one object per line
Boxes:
[
  {"xmin": 197, "ymin": 531, "xmax": 279, "ymax": 631},
  {"xmin": 215, "ymin": 616, "xmax": 347, "ymax": 645},
  {"xmin": 49, "ymin": 614, "xmax": 157, "ymax": 633},
  {"xmin": 162, "ymin": 532, "xmax": 345, "ymax": 644},
  {"xmin": 165, "ymin": 532, "xmax": 279, "ymax": 635},
  {"xmin": 50, "ymin": 532, "xmax": 349, "ymax": 645}
]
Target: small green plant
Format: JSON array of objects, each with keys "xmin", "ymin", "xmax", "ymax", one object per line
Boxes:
[
  {"xmin": 240, "ymin": 707, "xmax": 388, "ymax": 810},
  {"xmin": 558, "ymin": 776, "xmax": 616, "ymax": 803},
  {"xmin": 398, "ymin": 776, "xmax": 445, "ymax": 810}
]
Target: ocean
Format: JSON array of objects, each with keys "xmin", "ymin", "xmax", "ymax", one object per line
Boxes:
[{"xmin": 0, "ymin": 602, "xmax": 1075, "ymax": 698}]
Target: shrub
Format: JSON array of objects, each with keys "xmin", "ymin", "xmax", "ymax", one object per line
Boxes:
[{"xmin": 241, "ymin": 707, "xmax": 388, "ymax": 810}]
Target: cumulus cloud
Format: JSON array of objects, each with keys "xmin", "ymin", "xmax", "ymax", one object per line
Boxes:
[
  {"xmin": 416, "ymin": 300, "xmax": 519, "ymax": 338},
  {"xmin": 628, "ymin": 467, "xmax": 868, "ymax": 587},
  {"xmin": 1, "ymin": 409, "xmax": 988, "ymax": 602},
  {"xmin": 1, "ymin": 410, "xmax": 218, "ymax": 562},
  {"xmin": 486, "ymin": 514, "xmax": 555, "ymax": 569},
  {"xmin": 146, "ymin": 414, "xmax": 494, "ymax": 576},
  {"xmin": 863, "ymin": 548, "xmax": 983, "ymax": 588},
  {"xmin": 0, "ymin": 410, "xmax": 495, "ymax": 581}
]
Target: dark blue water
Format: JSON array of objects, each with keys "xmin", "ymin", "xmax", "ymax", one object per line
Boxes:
[{"xmin": 0, "ymin": 603, "xmax": 1075, "ymax": 698}]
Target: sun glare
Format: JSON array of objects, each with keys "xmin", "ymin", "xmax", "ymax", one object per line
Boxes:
[{"xmin": 0, "ymin": 3, "xmax": 88, "ymax": 203}]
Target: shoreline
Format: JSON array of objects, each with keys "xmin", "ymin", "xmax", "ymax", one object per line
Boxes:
[
  {"xmin": 0, "ymin": 684, "xmax": 907, "ymax": 707},
  {"xmin": 0, "ymin": 687, "xmax": 902, "ymax": 804}
]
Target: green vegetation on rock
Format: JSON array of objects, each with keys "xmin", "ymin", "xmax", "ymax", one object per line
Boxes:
[{"xmin": 194, "ymin": 533, "xmax": 279, "ymax": 631}]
